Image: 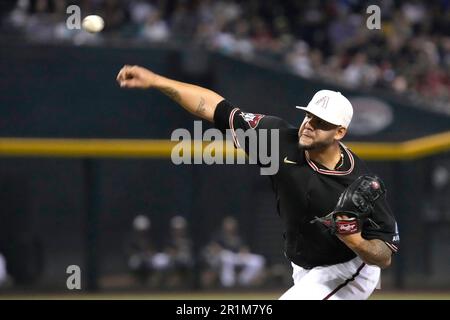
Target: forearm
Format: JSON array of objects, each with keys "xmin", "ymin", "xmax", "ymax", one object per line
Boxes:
[
  {"xmin": 338, "ymin": 235, "xmax": 392, "ymax": 269},
  {"xmin": 153, "ymin": 75, "xmax": 224, "ymax": 122}
]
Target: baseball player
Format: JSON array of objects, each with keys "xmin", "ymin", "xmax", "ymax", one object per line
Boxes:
[{"xmin": 117, "ymin": 65, "xmax": 400, "ymax": 300}]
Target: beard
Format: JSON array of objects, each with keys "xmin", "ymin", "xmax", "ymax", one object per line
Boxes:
[{"xmin": 298, "ymin": 137, "xmax": 333, "ymax": 151}]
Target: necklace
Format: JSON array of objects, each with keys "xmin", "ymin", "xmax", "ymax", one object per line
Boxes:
[{"xmin": 335, "ymin": 152, "xmax": 344, "ymax": 170}]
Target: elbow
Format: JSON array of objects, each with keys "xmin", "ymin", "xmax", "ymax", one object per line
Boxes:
[{"xmin": 378, "ymin": 256, "xmax": 392, "ymax": 269}]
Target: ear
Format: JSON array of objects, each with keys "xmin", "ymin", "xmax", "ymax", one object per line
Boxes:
[{"xmin": 334, "ymin": 127, "xmax": 347, "ymax": 141}]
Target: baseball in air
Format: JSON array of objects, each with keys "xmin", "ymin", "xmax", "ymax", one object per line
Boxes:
[{"xmin": 82, "ymin": 15, "xmax": 105, "ymax": 33}]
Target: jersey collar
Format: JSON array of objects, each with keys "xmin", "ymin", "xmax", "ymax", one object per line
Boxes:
[{"xmin": 305, "ymin": 142, "xmax": 355, "ymax": 176}]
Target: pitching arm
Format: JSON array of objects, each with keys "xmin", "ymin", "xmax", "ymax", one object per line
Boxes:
[{"xmin": 117, "ymin": 65, "xmax": 224, "ymax": 122}]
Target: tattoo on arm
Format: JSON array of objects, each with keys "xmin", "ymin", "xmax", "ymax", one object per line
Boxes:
[
  {"xmin": 357, "ymin": 239, "xmax": 392, "ymax": 268},
  {"xmin": 196, "ymin": 97, "xmax": 206, "ymax": 115},
  {"xmin": 161, "ymin": 86, "xmax": 181, "ymax": 103}
]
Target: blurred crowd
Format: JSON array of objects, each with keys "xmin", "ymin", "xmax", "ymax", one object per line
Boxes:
[
  {"xmin": 1, "ymin": 0, "xmax": 449, "ymax": 112},
  {"xmin": 124, "ymin": 214, "xmax": 279, "ymax": 290}
]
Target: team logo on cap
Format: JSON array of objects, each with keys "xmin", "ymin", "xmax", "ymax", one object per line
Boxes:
[
  {"xmin": 240, "ymin": 112, "xmax": 265, "ymax": 129},
  {"xmin": 315, "ymin": 96, "xmax": 330, "ymax": 109}
]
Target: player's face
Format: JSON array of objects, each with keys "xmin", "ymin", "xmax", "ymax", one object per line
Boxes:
[{"xmin": 298, "ymin": 113, "xmax": 341, "ymax": 150}]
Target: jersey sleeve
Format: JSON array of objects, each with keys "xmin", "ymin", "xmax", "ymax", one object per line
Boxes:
[
  {"xmin": 213, "ymin": 100, "xmax": 290, "ymax": 172},
  {"xmin": 214, "ymin": 99, "xmax": 288, "ymax": 130},
  {"xmin": 214, "ymin": 99, "xmax": 289, "ymax": 146},
  {"xmin": 362, "ymin": 198, "xmax": 400, "ymax": 253}
]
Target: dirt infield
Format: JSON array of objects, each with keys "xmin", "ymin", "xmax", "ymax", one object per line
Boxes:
[{"xmin": 1, "ymin": 291, "xmax": 449, "ymax": 300}]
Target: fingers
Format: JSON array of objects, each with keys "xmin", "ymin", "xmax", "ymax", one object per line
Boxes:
[
  {"xmin": 119, "ymin": 79, "xmax": 139, "ymax": 88},
  {"xmin": 116, "ymin": 65, "xmax": 152, "ymax": 89},
  {"xmin": 116, "ymin": 65, "xmax": 136, "ymax": 84},
  {"xmin": 116, "ymin": 65, "xmax": 128, "ymax": 81}
]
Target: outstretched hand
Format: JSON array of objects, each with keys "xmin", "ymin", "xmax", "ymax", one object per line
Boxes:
[{"xmin": 116, "ymin": 65, "xmax": 158, "ymax": 89}]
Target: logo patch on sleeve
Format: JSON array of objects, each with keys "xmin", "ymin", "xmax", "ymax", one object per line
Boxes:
[{"xmin": 239, "ymin": 112, "xmax": 265, "ymax": 129}]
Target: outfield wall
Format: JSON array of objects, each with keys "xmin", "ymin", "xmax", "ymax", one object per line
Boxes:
[{"xmin": 1, "ymin": 44, "xmax": 449, "ymax": 291}]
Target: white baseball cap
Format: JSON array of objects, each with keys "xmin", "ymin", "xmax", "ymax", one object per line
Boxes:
[{"xmin": 296, "ymin": 90, "xmax": 353, "ymax": 128}]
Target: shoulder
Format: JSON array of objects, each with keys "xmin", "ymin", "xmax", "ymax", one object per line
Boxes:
[
  {"xmin": 237, "ymin": 112, "xmax": 293, "ymax": 130},
  {"xmin": 215, "ymin": 99, "xmax": 295, "ymax": 131}
]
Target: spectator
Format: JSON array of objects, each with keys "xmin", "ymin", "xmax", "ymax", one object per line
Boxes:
[
  {"xmin": 125, "ymin": 215, "xmax": 170, "ymax": 286},
  {"xmin": 162, "ymin": 215, "xmax": 195, "ymax": 288},
  {"xmin": 285, "ymin": 40, "xmax": 313, "ymax": 78},
  {"xmin": 0, "ymin": 252, "xmax": 7, "ymax": 287},
  {"xmin": 2, "ymin": 0, "xmax": 449, "ymax": 110},
  {"xmin": 201, "ymin": 216, "xmax": 265, "ymax": 288},
  {"xmin": 342, "ymin": 52, "xmax": 378, "ymax": 88},
  {"xmin": 141, "ymin": 9, "xmax": 170, "ymax": 42}
]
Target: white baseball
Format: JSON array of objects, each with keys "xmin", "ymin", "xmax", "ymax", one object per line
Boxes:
[{"xmin": 82, "ymin": 15, "xmax": 105, "ymax": 33}]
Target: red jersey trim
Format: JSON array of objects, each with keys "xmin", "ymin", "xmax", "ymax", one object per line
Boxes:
[
  {"xmin": 305, "ymin": 143, "xmax": 355, "ymax": 176},
  {"xmin": 385, "ymin": 242, "xmax": 399, "ymax": 253},
  {"xmin": 229, "ymin": 108, "xmax": 241, "ymax": 148}
]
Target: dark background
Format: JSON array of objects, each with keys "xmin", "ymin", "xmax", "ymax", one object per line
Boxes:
[{"xmin": 1, "ymin": 43, "xmax": 449, "ymax": 292}]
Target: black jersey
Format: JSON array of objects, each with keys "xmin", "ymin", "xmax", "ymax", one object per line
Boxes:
[{"xmin": 214, "ymin": 100, "xmax": 400, "ymax": 269}]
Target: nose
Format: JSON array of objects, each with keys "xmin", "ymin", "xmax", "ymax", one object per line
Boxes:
[{"xmin": 304, "ymin": 117, "xmax": 314, "ymax": 130}]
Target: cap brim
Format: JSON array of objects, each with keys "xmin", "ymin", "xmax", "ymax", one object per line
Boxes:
[
  {"xmin": 295, "ymin": 106, "xmax": 341, "ymax": 126},
  {"xmin": 295, "ymin": 106, "xmax": 323, "ymax": 119}
]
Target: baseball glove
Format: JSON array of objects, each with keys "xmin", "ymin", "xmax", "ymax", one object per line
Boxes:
[{"xmin": 310, "ymin": 175, "xmax": 385, "ymax": 235}]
